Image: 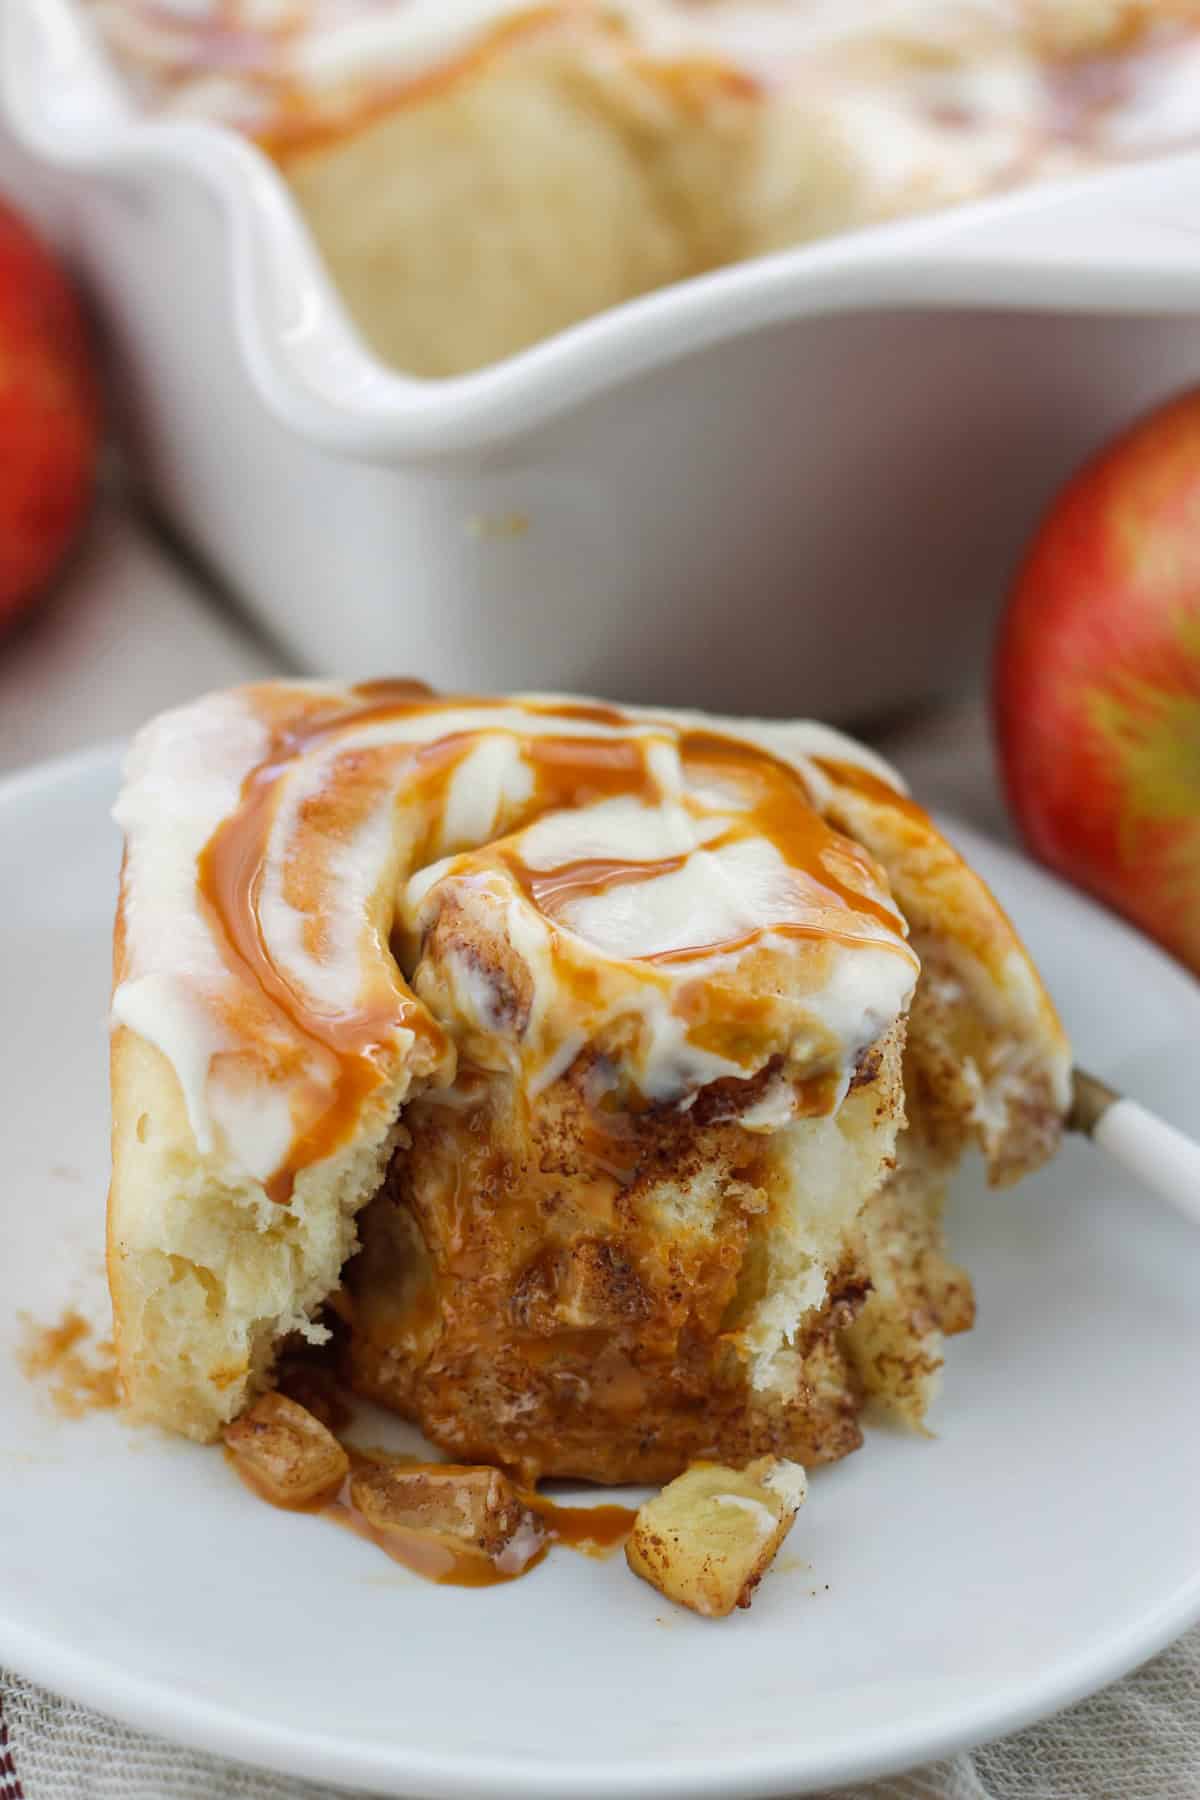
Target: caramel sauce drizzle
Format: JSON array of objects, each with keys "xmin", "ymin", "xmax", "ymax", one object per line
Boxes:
[
  {"xmin": 257, "ymin": 6, "xmax": 575, "ymax": 160},
  {"xmin": 812, "ymin": 756, "xmax": 928, "ymax": 824},
  {"xmin": 17, "ymin": 1310, "xmax": 121, "ymax": 1419},
  {"xmin": 110, "ymin": 3, "xmax": 1200, "ymax": 172},
  {"xmin": 122, "ymin": 4, "xmax": 757, "ymax": 161},
  {"xmin": 674, "ymin": 730, "xmax": 905, "ymax": 944},
  {"xmin": 506, "ymin": 851, "xmax": 692, "ymax": 917},
  {"xmin": 229, "ymin": 1439, "xmax": 634, "ymax": 1588},
  {"xmin": 502, "ymin": 729, "xmax": 913, "ymax": 973},
  {"xmin": 195, "ymin": 685, "xmax": 911, "ymax": 1200},
  {"xmin": 198, "ymin": 732, "xmax": 458, "ymax": 1203}
]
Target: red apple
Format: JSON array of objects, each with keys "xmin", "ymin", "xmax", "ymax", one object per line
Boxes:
[
  {"xmin": 994, "ymin": 387, "xmax": 1200, "ymax": 976},
  {"xmin": 0, "ymin": 197, "xmax": 100, "ymax": 630}
]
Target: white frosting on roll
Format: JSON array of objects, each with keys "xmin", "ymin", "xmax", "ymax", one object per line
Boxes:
[
  {"xmin": 112, "ymin": 683, "xmax": 919, "ymax": 1192},
  {"xmin": 288, "ymin": 0, "xmax": 534, "ymax": 88},
  {"xmin": 112, "ymin": 687, "xmax": 272, "ymax": 1162},
  {"xmin": 82, "ymin": 0, "xmax": 1200, "ymax": 182}
]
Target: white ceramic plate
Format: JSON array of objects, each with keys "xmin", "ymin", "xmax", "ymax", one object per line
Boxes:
[{"xmin": 3, "ymin": 743, "xmax": 1200, "ymax": 1800}]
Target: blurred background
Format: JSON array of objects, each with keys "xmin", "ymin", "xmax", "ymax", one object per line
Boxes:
[{"xmin": 3, "ymin": 1, "xmax": 1200, "ymax": 754}]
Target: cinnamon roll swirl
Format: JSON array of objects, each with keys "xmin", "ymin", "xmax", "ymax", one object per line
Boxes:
[{"xmin": 108, "ymin": 682, "xmax": 1069, "ymax": 1477}]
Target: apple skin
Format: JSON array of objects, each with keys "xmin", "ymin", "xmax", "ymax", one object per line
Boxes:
[
  {"xmin": 0, "ymin": 197, "xmax": 101, "ymax": 630},
  {"xmin": 994, "ymin": 387, "xmax": 1200, "ymax": 977}
]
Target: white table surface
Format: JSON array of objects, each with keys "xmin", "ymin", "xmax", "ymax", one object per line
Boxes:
[{"xmin": 0, "ymin": 491, "xmax": 286, "ymax": 779}]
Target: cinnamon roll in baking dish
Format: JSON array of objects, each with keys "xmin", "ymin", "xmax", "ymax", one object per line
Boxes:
[
  {"xmin": 86, "ymin": 1, "xmax": 1200, "ymax": 377},
  {"xmin": 108, "ymin": 682, "xmax": 1069, "ymax": 1481}
]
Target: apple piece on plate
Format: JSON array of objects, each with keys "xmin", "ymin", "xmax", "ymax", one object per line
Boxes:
[
  {"xmin": 0, "ymin": 197, "xmax": 101, "ymax": 632},
  {"xmin": 994, "ymin": 387, "xmax": 1200, "ymax": 977},
  {"xmin": 626, "ymin": 1457, "xmax": 807, "ymax": 1618},
  {"xmin": 349, "ymin": 1462, "xmax": 548, "ymax": 1578},
  {"xmin": 224, "ymin": 1392, "xmax": 349, "ymax": 1507}
]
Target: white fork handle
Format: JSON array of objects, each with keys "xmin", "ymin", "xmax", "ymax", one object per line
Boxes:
[{"xmin": 1091, "ymin": 1097, "xmax": 1200, "ymax": 1229}]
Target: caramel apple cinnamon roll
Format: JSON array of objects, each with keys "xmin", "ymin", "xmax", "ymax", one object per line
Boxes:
[{"xmin": 108, "ymin": 682, "xmax": 1069, "ymax": 1477}]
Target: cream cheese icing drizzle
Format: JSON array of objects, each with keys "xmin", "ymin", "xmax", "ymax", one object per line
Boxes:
[
  {"xmin": 112, "ymin": 682, "xmax": 920, "ymax": 1198},
  {"xmin": 82, "ymin": 0, "xmax": 1200, "ymax": 177}
]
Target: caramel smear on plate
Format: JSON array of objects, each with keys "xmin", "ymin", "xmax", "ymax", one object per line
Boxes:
[
  {"xmin": 225, "ymin": 1391, "xmax": 634, "ymax": 1589},
  {"xmin": 17, "ymin": 1309, "xmax": 120, "ymax": 1417}
]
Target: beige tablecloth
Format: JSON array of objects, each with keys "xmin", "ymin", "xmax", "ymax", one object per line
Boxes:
[
  {"xmin": 5, "ymin": 1633, "xmax": 1200, "ymax": 1799},
  {"xmin": 3, "ymin": 504, "xmax": 1197, "ymax": 1799}
]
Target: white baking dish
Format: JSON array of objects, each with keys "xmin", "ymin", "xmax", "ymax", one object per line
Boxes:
[{"xmin": 6, "ymin": 0, "xmax": 1200, "ymax": 719}]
